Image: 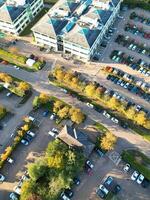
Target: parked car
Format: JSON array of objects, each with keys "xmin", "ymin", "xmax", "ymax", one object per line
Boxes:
[
  {"xmin": 27, "ymin": 131, "xmax": 35, "ymax": 138},
  {"xmin": 73, "ymin": 177, "xmax": 80, "ymax": 185},
  {"xmin": 0, "ymin": 174, "xmax": 5, "ymax": 182},
  {"xmin": 112, "ymin": 184, "xmax": 121, "ymax": 194},
  {"xmin": 60, "ymin": 88, "xmax": 68, "ymax": 94},
  {"xmin": 99, "ymin": 184, "xmax": 109, "ymax": 195},
  {"xmin": 86, "ymin": 102, "xmax": 94, "ymax": 109},
  {"xmin": 64, "ymin": 189, "xmax": 73, "ymax": 198},
  {"xmin": 141, "ymin": 178, "xmax": 150, "ymax": 188},
  {"xmin": 123, "ymin": 163, "xmax": 130, "ymax": 172},
  {"xmin": 50, "ymin": 113, "xmax": 56, "ymax": 120},
  {"xmin": 43, "ymin": 110, "xmax": 49, "ymax": 117},
  {"xmin": 103, "ymin": 110, "xmax": 111, "ymax": 119},
  {"xmin": 6, "ymin": 92, "xmax": 12, "ymax": 97},
  {"xmin": 96, "ymin": 188, "xmax": 106, "ymax": 199},
  {"xmin": 131, "ymin": 171, "xmax": 139, "ymax": 181},
  {"xmin": 86, "ymin": 160, "xmax": 94, "ymax": 169},
  {"xmin": 136, "ymin": 174, "xmax": 144, "ymax": 184},
  {"xmin": 104, "ymin": 176, "xmax": 113, "ymax": 186},
  {"xmin": 7, "ymin": 157, "xmax": 14, "ymax": 164},
  {"xmin": 9, "ymin": 192, "xmax": 19, "ymax": 200},
  {"xmin": 95, "ymin": 148, "xmax": 104, "ymax": 157},
  {"xmin": 14, "ymin": 65, "xmax": 20, "ymax": 70},
  {"xmin": 111, "ymin": 117, "xmax": 119, "ymax": 124},
  {"xmin": 24, "ymin": 134, "xmax": 32, "ymax": 142},
  {"xmin": 13, "ymin": 186, "xmax": 21, "ymax": 195},
  {"xmin": 21, "ymin": 139, "xmax": 29, "ymax": 146},
  {"xmin": 60, "ymin": 192, "xmax": 70, "ymax": 200},
  {"xmin": 48, "ymin": 130, "xmax": 58, "ymax": 138}
]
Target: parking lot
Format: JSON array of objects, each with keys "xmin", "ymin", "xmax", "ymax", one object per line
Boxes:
[
  {"xmin": 72, "ymin": 151, "xmax": 150, "ymax": 200},
  {"xmin": 0, "ymin": 105, "xmax": 60, "ymax": 200},
  {"xmin": 97, "ymin": 7, "xmax": 150, "ymax": 83}
]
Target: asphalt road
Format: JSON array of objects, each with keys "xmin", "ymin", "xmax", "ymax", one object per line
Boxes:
[{"xmin": 0, "ymin": 65, "xmax": 150, "ymax": 159}]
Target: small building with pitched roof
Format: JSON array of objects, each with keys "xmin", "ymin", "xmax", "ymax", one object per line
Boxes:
[{"xmin": 58, "ymin": 125, "xmax": 95, "ymax": 157}]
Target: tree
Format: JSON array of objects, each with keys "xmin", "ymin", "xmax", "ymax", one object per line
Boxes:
[
  {"xmin": 0, "ymin": 72, "xmax": 12, "ymax": 83},
  {"xmin": 126, "ymin": 106, "xmax": 136, "ymax": 120},
  {"xmin": 70, "ymin": 77, "xmax": 79, "ymax": 89},
  {"xmin": 57, "ymin": 106, "xmax": 70, "ymax": 119},
  {"xmin": 32, "ymin": 96, "xmax": 40, "ymax": 108},
  {"xmin": 54, "ymin": 68, "xmax": 66, "ymax": 81},
  {"xmin": 84, "ymin": 84, "xmax": 96, "ymax": 97},
  {"xmin": 108, "ymin": 97, "xmax": 121, "ymax": 110},
  {"xmin": 28, "ymin": 161, "xmax": 48, "ymax": 181},
  {"xmin": 69, "ymin": 108, "xmax": 85, "ymax": 124},
  {"xmin": 39, "ymin": 93, "xmax": 49, "ymax": 104},
  {"xmin": 21, "ymin": 124, "xmax": 30, "ymax": 132},
  {"xmin": 27, "ymin": 194, "xmax": 42, "ymax": 200},
  {"xmin": 100, "ymin": 132, "xmax": 117, "ymax": 151},
  {"xmin": 53, "ymin": 100, "xmax": 64, "ymax": 113},
  {"xmin": 64, "ymin": 72, "xmax": 73, "ymax": 83},
  {"xmin": 134, "ymin": 111, "xmax": 147, "ymax": 126},
  {"xmin": 18, "ymin": 82, "xmax": 30, "ymax": 92}
]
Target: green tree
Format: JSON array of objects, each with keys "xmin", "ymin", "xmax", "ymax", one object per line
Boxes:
[{"xmin": 32, "ymin": 96, "xmax": 41, "ymax": 108}]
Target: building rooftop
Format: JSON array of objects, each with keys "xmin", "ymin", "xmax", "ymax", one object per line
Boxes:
[
  {"xmin": 58, "ymin": 125, "xmax": 95, "ymax": 157},
  {"xmin": 0, "ymin": 0, "xmax": 35, "ymax": 22}
]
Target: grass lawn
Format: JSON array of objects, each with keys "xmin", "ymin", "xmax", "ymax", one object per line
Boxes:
[
  {"xmin": 20, "ymin": 8, "xmax": 49, "ymax": 36},
  {"xmin": 122, "ymin": 150, "xmax": 150, "ymax": 180},
  {"xmin": 44, "ymin": 0, "xmax": 58, "ymax": 4},
  {"xmin": 94, "ymin": 122, "xmax": 109, "ymax": 134}
]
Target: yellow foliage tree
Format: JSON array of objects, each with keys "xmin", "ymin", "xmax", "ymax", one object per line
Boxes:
[
  {"xmin": 39, "ymin": 93, "xmax": 49, "ymax": 104},
  {"xmin": 101, "ymin": 132, "xmax": 117, "ymax": 151},
  {"xmin": 84, "ymin": 84, "xmax": 96, "ymax": 97},
  {"xmin": 57, "ymin": 106, "xmax": 70, "ymax": 119}
]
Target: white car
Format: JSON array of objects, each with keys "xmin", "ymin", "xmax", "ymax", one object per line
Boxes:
[
  {"xmin": 86, "ymin": 160, "xmax": 94, "ymax": 169},
  {"xmin": 27, "ymin": 130, "xmax": 35, "ymax": 137},
  {"xmin": 13, "ymin": 186, "xmax": 21, "ymax": 195},
  {"xmin": 7, "ymin": 157, "xmax": 14, "ymax": 164},
  {"xmin": 52, "ymin": 128, "xmax": 59, "ymax": 133},
  {"xmin": 60, "ymin": 88, "xmax": 68, "ymax": 94},
  {"xmin": 6, "ymin": 92, "xmax": 12, "ymax": 97},
  {"xmin": 136, "ymin": 174, "xmax": 144, "ymax": 184},
  {"xmin": 103, "ymin": 110, "xmax": 111, "ymax": 119},
  {"xmin": 48, "ymin": 131, "xmax": 57, "ymax": 138},
  {"xmin": 50, "ymin": 113, "xmax": 56, "ymax": 120},
  {"xmin": 9, "ymin": 192, "xmax": 19, "ymax": 200},
  {"xmin": 123, "ymin": 163, "xmax": 130, "ymax": 172},
  {"xmin": 14, "ymin": 65, "xmax": 20, "ymax": 70},
  {"xmin": 0, "ymin": 174, "xmax": 5, "ymax": 182},
  {"xmin": 99, "ymin": 184, "xmax": 109, "ymax": 195},
  {"xmin": 131, "ymin": 171, "xmax": 139, "ymax": 181},
  {"xmin": 86, "ymin": 102, "xmax": 94, "ymax": 109},
  {"xmin": 60, "ymin": 193, "xmax": 70, "ymax": 200},
  {"xmin": 28, "ymin": 116, "xmax": 35, "ymax": 122},
  {"xmin": 111, "ymin": 117, "xmax": 119, "ymax": 124}
]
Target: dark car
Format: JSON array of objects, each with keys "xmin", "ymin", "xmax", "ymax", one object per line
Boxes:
[
  {"xmin": 43, "ymin": 110, "xmax": 49, "ymax": 117},
  {"xmin": 141, "ymin": 179, "xmax": 150, "ymax": 188},
  {"xmin": 95, "ymin": 147, "xmax": 104, "ymax": 157},
  {"xmin": 97, "ymin": 188, "xmax": 106, "ymax": 199},
  {"xmin": 73, "ymin": 177, "xmax": 80, "ymax": 185},
  {"xmin": 64, "ymin": 189, "xmax": 73, "ymax": 198},
  {"xmin": 112, "ymin": 185, "xmax": 121, "ymax": 194},
  {"xmin": 24, "ymin": 134, "xmax": 32, "ymax": 142}
]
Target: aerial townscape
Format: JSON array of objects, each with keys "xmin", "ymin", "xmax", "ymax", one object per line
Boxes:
[{"xmin": 0, "ymin": 0, "xmax": 150, "ymax": 199}]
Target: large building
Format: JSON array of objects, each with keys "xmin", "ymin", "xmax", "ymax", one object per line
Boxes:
[
  {"xmin": 32, "ymin": 0, "xmax": 122, "ymax": 60},
  {"xmin": 0, "ymin": 0, "xmax": 44, "ymax": 35}
]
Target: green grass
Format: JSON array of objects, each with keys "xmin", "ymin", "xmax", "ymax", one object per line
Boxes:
[
  {"xmin": 94, "ymin": 122, "xmax": 109, "ymax": 134},
  {"xmin": 122, "ymin": 150, "xmax": 150, "ymax": 180},
  {"xmin": 44, "ymin": 0, "xmax": 58, "ymax": 4},
  {"xmin": 20, "ymin": 8, "xmax": 49, "ymax": 36}
]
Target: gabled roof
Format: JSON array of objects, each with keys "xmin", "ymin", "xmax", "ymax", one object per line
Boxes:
[
  {"xmin": 58, "ymin": 125, "xmax": 95, "ymax": 157},
  {"xmin": 32, "ymin": 15, "xmax": 68, "ymax": 39},
  {"xmin": 52, "ymin": 0, "xmax": 79, "ymax": 13},
  {"xmin": 64, "ymin": 24, "xmax": 100, "ymax": 48},
  {"xmin": 0, "ymin": 3, "xmax": 25, "ymax": 22}
]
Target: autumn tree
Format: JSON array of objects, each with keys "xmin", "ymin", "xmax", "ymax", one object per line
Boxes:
[
  {"xmin": 100, "ymin": 132, "xmax": 117, "ymax": 151},
  {"xmin": 57, "ymin": 106, "xmax": 70, "ymax": 119},
  {"xmin": 108, "ymin": 97, "xmax": 121, "ymax": 110},
  {"xmin": 53, "ymin": 100, "xmax": 64, "ymax": 113},
  {"xmin": 84, "ymin": 84, "xmax": 96, "ymax": 97},
  {"xmin": 69, "ymin": 107, "xmax": 85, "ymax": 124},
  {"xmin": 134, "ymin": 111, "xmax": 147, "ymax": 126},
  {"xmin": 54, "ymin": 68, "xmax": 66, "ymax": 81},
  {"xmin": 39, "ymin": 93, "xmax": 49, "ymax": 104}
]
